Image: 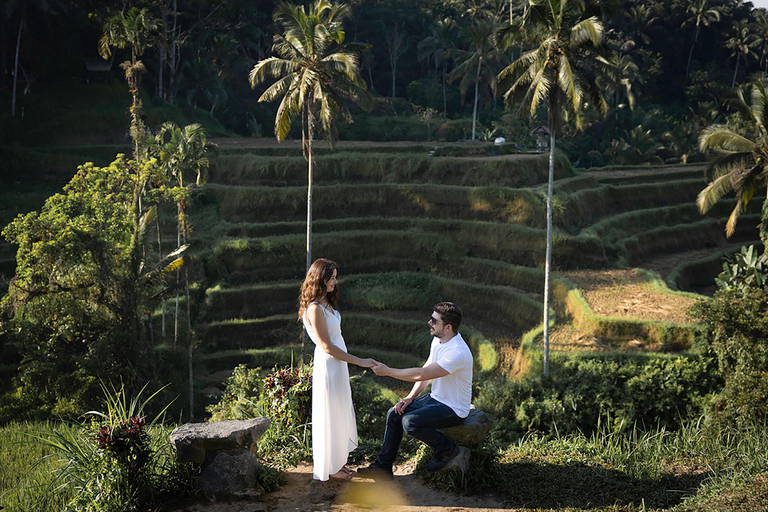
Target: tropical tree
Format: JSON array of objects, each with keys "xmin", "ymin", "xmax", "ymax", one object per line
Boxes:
[
  {"xmin": 249, "ymin": 0, "xmax": 368, "ymax": 362},
  {"xmin": 249, "ymin": 0, "xmax": 368, "ymax": 272},
  {"xmin": 418, "ymin": 18, "xmax": 457, "ymax": 117},
  {"xmin": 753, "ymin": 11, "xmax": 768, "ymax": 79},
  {"xmin": 697, "ymin": 81, "xmax": 768, "ymax": 240},
  {"xmin": 0, "ymin": 155, "xmax": 178, "ymax": 419},
  {"xmin": 496, "ymin": 0, "xmax": 616, "ymax": 376},
  {"xmin": 682, "ymin": 0, "xmax": 720, "ymax": 81},
  {"xmin": 99, "ymin": 7, "xmax": 160, "ymax": 160},
  {"xmin": 149, "ymin": 121, "xmax": 215, "ymax": 419},
  {"xmin": 4, "ymin": 0, "xmax": 63, "ymax": 117},
  {"xmin": 727, "ymin": 20, "xmax": 757, "ymax": 88},
  {"xmin": 448, "ymin": 16, "xmax": 501, "ymax": 141}
]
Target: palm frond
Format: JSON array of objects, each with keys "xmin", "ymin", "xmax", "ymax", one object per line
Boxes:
[
  {"xmin": 697, "ymin": 173, "xmax": 734, "ymax": 213},
  {"xmin": 699, "ymin": 125, "xmax": 757, "ymax": 153}
]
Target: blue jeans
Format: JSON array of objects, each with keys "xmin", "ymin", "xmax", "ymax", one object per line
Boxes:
[{"xmin": 375, "ymin": 394, "xmax": 464, "ymax": 469}]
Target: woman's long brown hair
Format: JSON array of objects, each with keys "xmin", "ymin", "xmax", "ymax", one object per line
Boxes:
[{"xmin": 298, "ymin": 258, "xmax": 339, "ymax": 320}]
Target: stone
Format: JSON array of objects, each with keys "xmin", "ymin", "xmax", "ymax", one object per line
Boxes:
[
  {"xmin": 438, "ymin": 408, "xmax": 491, "ymax": 447},
  {"xmin": 438, "ymin": 446, "xmax": 471, "ymax": 473},
  {"xmin": 170, "ymin": 418, "xmax": 272, "ymax": 498},
  {"xmin": 200, "ymin": 449, "xmax": 261, "ymax": 496},
  {"xmin": 170, "ymin": 418, "xmax": 271, "ymax": 464}
]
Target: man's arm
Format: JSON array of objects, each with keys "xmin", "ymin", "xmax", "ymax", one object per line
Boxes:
[{"xmin": 373, "ymin": 362, "xmax": 448, "ymax": 382}]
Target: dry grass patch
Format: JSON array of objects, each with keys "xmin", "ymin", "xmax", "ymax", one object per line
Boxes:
[{"xmin": 560, "ymin": 269, "xmax": 697, "ymax": 324}]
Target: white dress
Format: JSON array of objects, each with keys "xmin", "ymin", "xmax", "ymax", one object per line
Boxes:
[{"xmin": 303, "ymin": 303, "xmax": 358, "ymax": 481}]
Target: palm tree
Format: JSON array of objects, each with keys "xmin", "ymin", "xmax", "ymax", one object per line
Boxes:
[
  {"xmin": 418, "ymin": 18, "xmax": 457, "ymax": 117},
  {"xmin": 249, "ymin": 0, "xmax": 368, "ymax": 273},
  {"xmin": 149, "ymin": 121, "xmax": 216, "ymax": 420},
  {"xmin": 682, "ymin": 0, "xmax": 720, "ymax": 81},
  {"xmin": 99, "ymin": 7, "xmax": 160, "ymax": 161},
  {"xmin": 496, "ymin": 0, "xmax": 616, "ymax": 377},
  {"xmin": 753, "ymin": 11, "xmax": 768, "ymax": 79},
  {"xmin": 727, "ymin": 20, "xmax": 757, "ymax": 89},
  {"xmin": 249, "ymin": 0, "xmax": 368, "ymax": 364},
  {"xmin": 5, "ymin": 0, "xmax": 62, "ymax": 117},
  {"xmin": 448, "ymin": 17, "xmax": 501, "ymax": 141},
  {"xmin": 698, "ymin": 81, "xmax": 768, "ymax": 239}
]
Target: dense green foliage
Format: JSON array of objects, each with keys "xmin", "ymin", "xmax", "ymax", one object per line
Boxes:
[
  {"xmin": 475, "ymin": 351, "xmax": 721, "ymax": 441},
  {"xmin": 691, "ymin": 287, "xmax": 768, "ymax": 429},
  {"xmin": 0, "ymin": 157, "xmax": 160, "ymax": 420}
]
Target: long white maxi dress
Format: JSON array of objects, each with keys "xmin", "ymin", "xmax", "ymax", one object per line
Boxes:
[{"xmin": 303, "ymin": 303, "xmax": 358, "ymax": 481}]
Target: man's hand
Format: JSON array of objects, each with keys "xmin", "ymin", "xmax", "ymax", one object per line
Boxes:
[
  {"xmin": 372, "ymin": 361, "xmax": 390, "ymax": 376},
  {"xmin": 394, "ymin": 397, "xmax": 413, "ymax": 415}
]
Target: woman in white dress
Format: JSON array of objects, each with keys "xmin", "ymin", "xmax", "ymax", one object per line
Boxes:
[{"xmin": 299, "ymin": 258, "xmax": 375, "ymax": 481}]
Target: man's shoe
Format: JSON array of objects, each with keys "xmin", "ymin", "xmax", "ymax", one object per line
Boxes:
[
  {"xmin": 356, "ymin": 462, "xmax": 394, "ymax": 481},
  {"xmin": 425, "ymin": 444, "xmax": 461, "ymax": 472}
]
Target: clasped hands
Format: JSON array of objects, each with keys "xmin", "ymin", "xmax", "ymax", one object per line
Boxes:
[{"xmin": 360, "ymin": 358, "xmax": 390, "ymax": 377}]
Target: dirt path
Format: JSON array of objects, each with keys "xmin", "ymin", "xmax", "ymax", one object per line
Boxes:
[{"xmin": 174, "ymin": 463, "xmax": 511, "ymax": 512}]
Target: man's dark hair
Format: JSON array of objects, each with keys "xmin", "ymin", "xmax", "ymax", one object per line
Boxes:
[{"xmin": 434, "ymin": 301, "xmax": 462, "ymax": 333}]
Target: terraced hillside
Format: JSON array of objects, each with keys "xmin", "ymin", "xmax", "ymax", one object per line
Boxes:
[
  {"xmin": 2, "ymin": 141, "xmax": 764, "ymax": 417},
  {"xmin": 165, "ymin": 141, "xmax": 762, "ymax": 413}
]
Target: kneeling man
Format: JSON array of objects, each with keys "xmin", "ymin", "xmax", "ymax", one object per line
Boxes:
[{"xmin": 360, "ymin": 301, "xmax": 473, "ymax": 480}]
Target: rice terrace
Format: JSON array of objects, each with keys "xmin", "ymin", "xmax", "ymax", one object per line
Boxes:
[{"xmin": 1, "ymin": 1, "xmax": 768, "ymax": 511}]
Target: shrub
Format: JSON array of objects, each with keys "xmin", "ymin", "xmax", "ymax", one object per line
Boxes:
[
  {"xmin": 206, "ymin": 363, "xmax": 312, "ymax": 468},
  {"xmin": 691, "ymin": 288, "xmax": 768, "ymax": 429},
  {"xmin": 42, "ymin": 383, "xmax": 193, "ymax": 512},
  {"xmin": 206, "ymin": 364, "xmax": 262, "ymax": 422},
  {"xmin": 474, "ymin": 352, "xmax": 721, "ymax": 437}
]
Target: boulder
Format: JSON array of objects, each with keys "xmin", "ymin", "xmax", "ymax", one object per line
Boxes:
[
  {"xmin": 438, "ymin": 407, "xmax": 491, "ymax": 447},
  {"xmin": 170, "ymin": 418, "xmax": 271, "ymax": 464},
  {"xmin": 170, "ymin": 418, "xmax": 271, "ymax": 497},
  {"xmin": 200, "ymin": 449, "xmax": 261, "ymax": 497}
]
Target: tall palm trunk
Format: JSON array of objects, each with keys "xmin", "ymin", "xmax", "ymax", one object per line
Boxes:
[
  {"xmin": 156, "ymin": 215, "xmax": 166, "ymax": 338},
  {"xmin": 542, "ymin": 131, "xmax": 555, "ymax": 378},
  {"xmin": 11, "ymin": 21, "xmax": 22, "ymax": 117},
  {"xmin": 301, "ymin": 110, "xmax": 315, "ymax": 366},
  {"xmin": 442, "ymin": 61, "xmax": 448, "ymax": 117},
  {"xmin": 472, "ymin": 57, "xmax": 482, "ymax": 141},
  {"xmin": 686, "ymin": 26, "xmax": 700, "ymax": 81},
  {"xmin": 732, "ymin": 57, "xmax": 740, "ymax": 88}
]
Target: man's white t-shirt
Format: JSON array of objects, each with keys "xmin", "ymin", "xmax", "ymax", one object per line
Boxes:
[{"xmin": 425, "ymin": 333, "xmax": 473, "ymax": 418}]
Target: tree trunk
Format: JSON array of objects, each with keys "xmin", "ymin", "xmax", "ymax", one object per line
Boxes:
[
  {"xmin": 686, "ymin": 27, "xmax": 699, "ymax": 81},
  {"xmin": 11, "ymin": 21, "xmax": 22, "ymax": 117},
  {"xmin": 174, "ymin": 209, "xmax": 181, "ymax": 348},
  {"xmin": 156, "ymin": 214, "xmax": 166, "ymax": 338},
  {"xmin": 732, "ymin": 57, "xmax": 740, "ymax": 88},
  {"xmin": 188, "ymin": 342, "xmax": 194, "ymax": 420},
  {"xmin": 185, "ymin": 229, "xmax": 194, "ymax": 420},
  {"xmin": 472, "ymin": 57, "xmax": 482, "ymax": 141},
  {"xmin": 542, "ymin": 131, "xmax": 555, "ymax": 378},
  {"xmin": 442, "ymin": 61, "xmax": 448, "ymax": 117},
  {"xmin": 301, "ymin": 114, "xmax": 315, "ymax": 366},
  {"xmin": 158, "ymin": 2, "xmax": 168, "ymax": 100},
  {"xmin": 169, "ymin": 0, "xmax": 179, "ymax": 105}
]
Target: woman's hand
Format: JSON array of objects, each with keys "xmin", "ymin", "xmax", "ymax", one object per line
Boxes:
[{"xmin": 358, "ymin": 357, "xmax": 377, "ymax": 368}]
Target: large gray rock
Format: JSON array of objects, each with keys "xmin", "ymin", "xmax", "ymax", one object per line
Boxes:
[
  {"xmin": 170, "ymin": 418, "xmax": 271, "ymax": 464},
  {"xmin": 438, "ymin": 408, "xmax": 492, "ymax": 447},
  {"xmin": 200, "ymin": 449, "xmax": 261, "ymax": 497}
]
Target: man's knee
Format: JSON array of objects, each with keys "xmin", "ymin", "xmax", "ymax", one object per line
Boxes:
[
  {"xmin": 401, "ymin": 414, "xmax": 421, "ymax": 435},
  {"xmin": 386, "ymin": 407, "xmax": 401, "ymax": 425}
]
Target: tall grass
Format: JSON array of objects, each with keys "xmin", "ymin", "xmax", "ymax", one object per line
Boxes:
[{"xmin": 0, "ymin": 422, "xmax": 73, "ymax": 512}]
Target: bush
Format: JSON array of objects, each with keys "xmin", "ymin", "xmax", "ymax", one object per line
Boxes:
[
  {"xmin": 691, "ymin": 288, "xmax": 768, "ymax": 429},
  {"xmin": 206, "ymin": 363, "xmax": 312, "ymax": 468},
  {"xmin": 42, "ymin": 383, "xmax": 193, "ymax": 512},
  {"xmin": 474, "ymin": 351, "xmax": 721, "ymax": 437}
]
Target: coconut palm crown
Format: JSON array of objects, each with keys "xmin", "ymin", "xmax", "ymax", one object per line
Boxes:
[
  {"xmin": 248, "ymin": 0, "xmax": 369, "ymax": 154},
  {"xmin": 496, "ymin": 0, "xmax": 615, "ymax": 136},
  {"xmin": 698, "ymin": 81, "xmax": 768, "ymax": 239}
]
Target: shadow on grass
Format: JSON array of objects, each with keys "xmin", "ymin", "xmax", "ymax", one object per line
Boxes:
[{"xmin": 494, "ymin": 460, "xmax": 709, "ymax": 510}]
